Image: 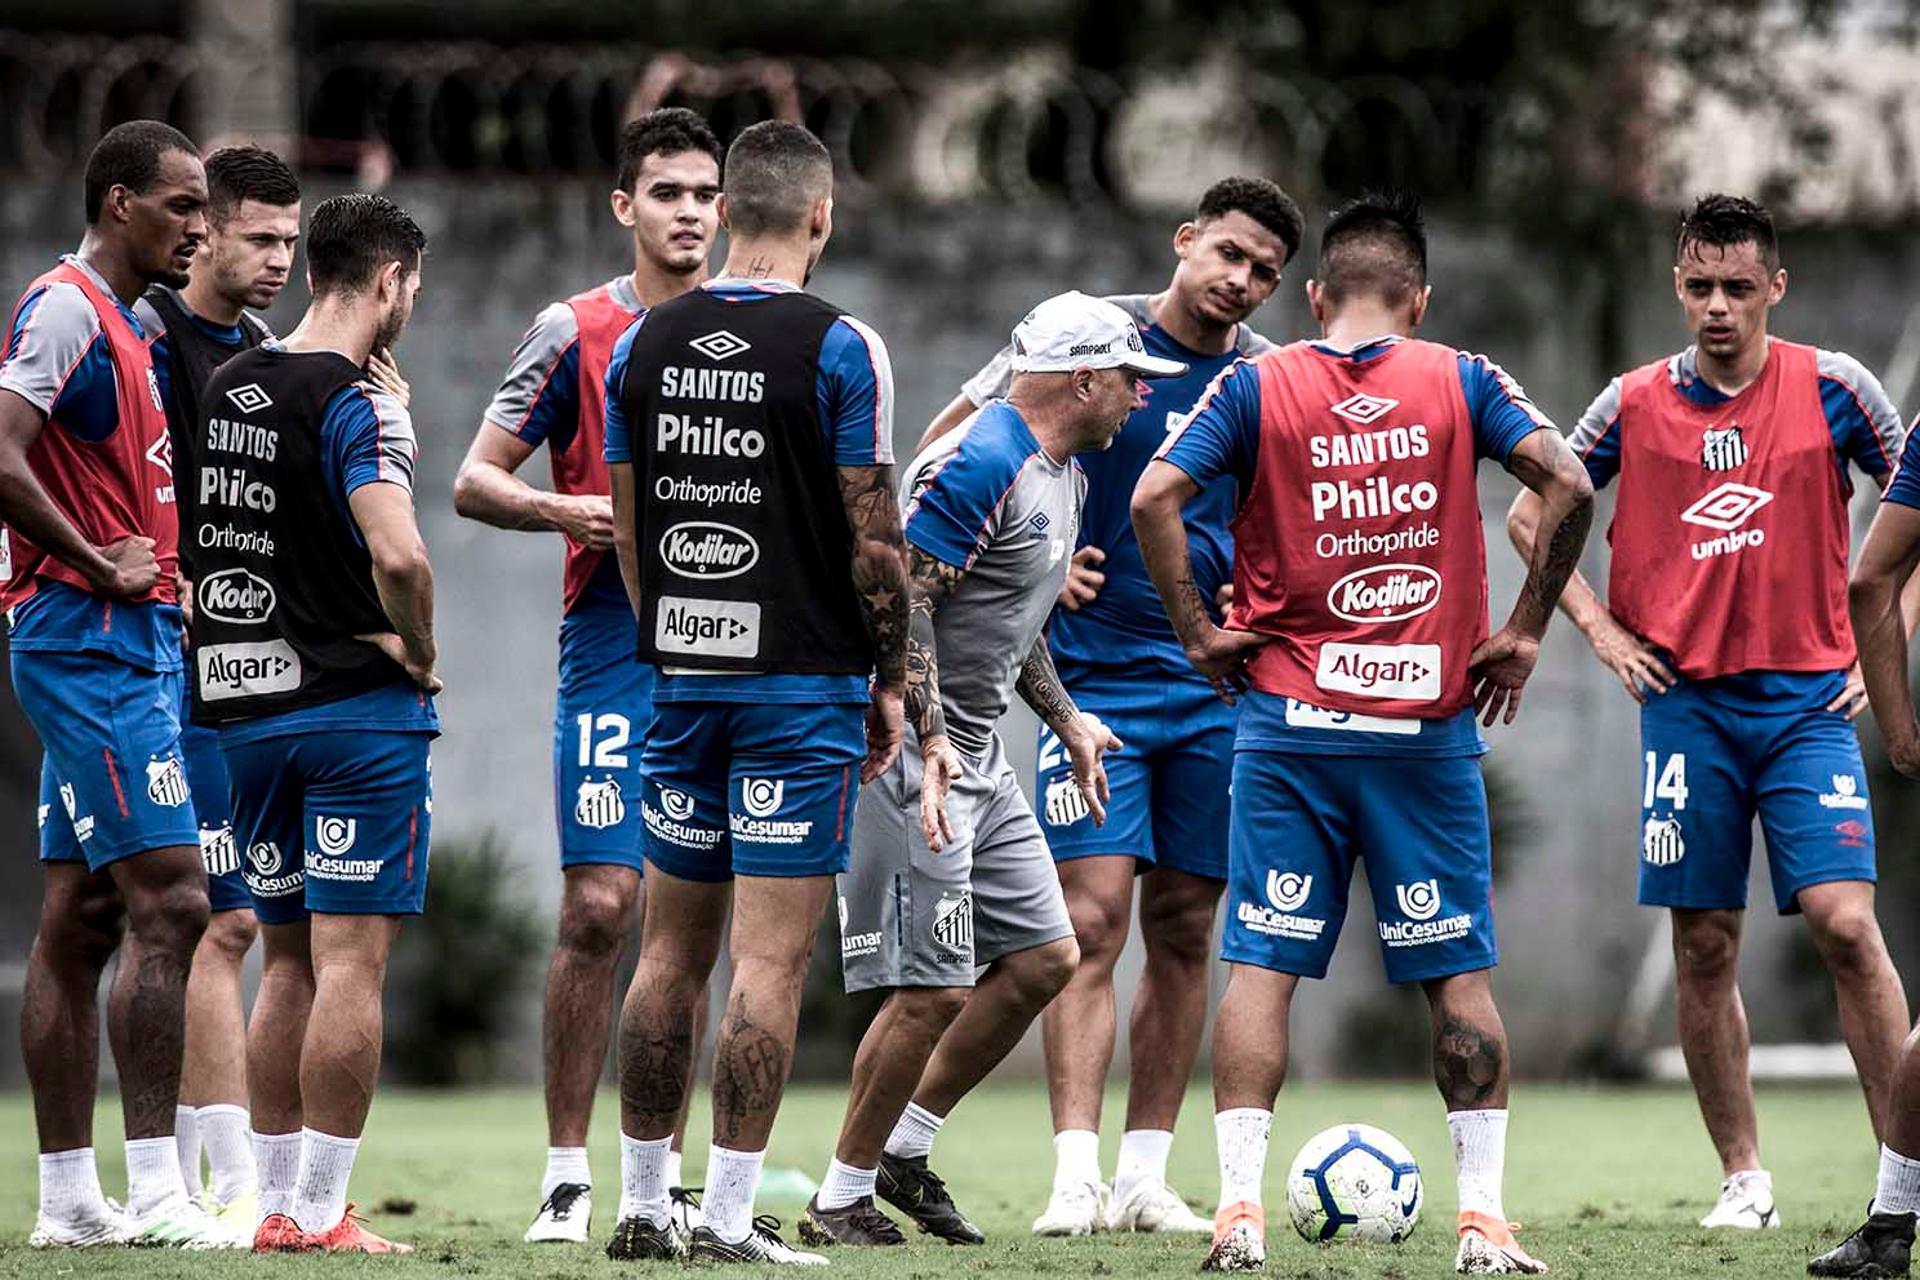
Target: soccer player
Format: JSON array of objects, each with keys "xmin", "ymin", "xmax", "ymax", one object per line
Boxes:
[
  {"xmin": 918, "ymin": 177, "xmax": 1301, "ymax": 1235},
  {"xmin": 188, "ymin": 193, "xmax": 437, "ymax": 1254},
  {"xmin": 604, "ymin": 119, "xmax": 908, "ymax": 1265},
  {"xmin": 797, "ymin": 293, "xmax": 1165, "ymax": 1249},
  {"xmin": 1509, "ymin": 194, "xmax": 1911, "ymax": 1231},
  {"xmin": 452, "ymin": 107, "xmax": 722, "ymax": 1243},
  {"xmin": 1, "ymin": 120, "xmax": 239, "ymax": 1249},
  {"xmin": 1134, "ymin": 192, "xmax": 1593, "ymax": 1275},
  {"xmin": 1812, "ymin": 422, "xmax": 1920, "ymax": 1276},
  {"xmin": 135, "ymin": 142, "xmax": 301, "ymax": 1232}
]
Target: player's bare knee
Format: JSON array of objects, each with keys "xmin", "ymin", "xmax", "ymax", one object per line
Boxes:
[
  {"xmin": 1141, "ymin": 901, "xmax": 1215, "ymax": 971},
  {"xmin": 202, "ymin": 909, "xmax": 258, "ymax": 963},
  {"xmin": 1005, "ymin": 937, "xmax": 1079, "ymax": 1008},
  {"xmin": 1808, "ymin": 903, "xmax": 1887, "ymax": 977},
  {"xmin": 127, "ymin": 874, "xmax": 210, "ymax": 958},
  {"xmin": 559, "ymin": 878, "xmax": 635, "ymax": 960},
  {"xmin": 1066, "ymin": 894, "xmax": 1127, "ymax": 969},
  {"xmin": 1671, "ymin": 913, "xmax": 1741, "ymax": 982},
  {"xmin": 892, "ymin": 985, "xmax": 969, "ymax": 1033}
]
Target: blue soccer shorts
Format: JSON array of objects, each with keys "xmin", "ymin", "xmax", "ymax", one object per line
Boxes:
[
  {"xmin": 17, "ymin": 649, "xmax": 200, "ymax": 871},
  {"xmin": 640, "ymin": 700, "xmax": 863, "ymax": 880},
  {"xmin": 1037, "ymin": 669, "xmax": 1234, "ymax": 880},
  {"xmin": 1638, "ymin": 681, "xmax": 1875, "ymax": 915},
  {"xmin": 181, "ymin": 715, "xmax": 247, "ymax": 912},
  {"xmin": 221, "ymin": 730, "xmax": 434, "ymax": 926},
  {"xmin": 1221, "ymin": 748, "xmax": 1497, "ymax": 984},
  {"xmin": 553, "ymin": 605, "xmax": 652, "ymax": 871}
]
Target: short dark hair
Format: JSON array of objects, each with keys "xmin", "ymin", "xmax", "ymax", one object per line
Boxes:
[
  {"xmin": 722, "ymin": 120, "xmax": 832, "ymax": 239},
  {"xmin": 305, "ymin": 193, "xmax": 426, "ymax": 297},
  {"xmin": 83, "ymin": 120, "xmax": 197, "ymax": 223},
  {"xmin": 205, "ymin": 146, "xmax": 300, "ymax": 225},
  {"xmin": 1677, "ymin": 193, "xmax": 1779, "ymax": 270},
  {"xmin": 616, "ymin": 108, "xmax": 723, "ymax": 193},
  {"xmin": 1196, "ymin": 177, "xmax": 1305, "ymax": 262},
  {"xmin": 1317, "ymin": 190, "xmax": 1428, "ymax": 307}
]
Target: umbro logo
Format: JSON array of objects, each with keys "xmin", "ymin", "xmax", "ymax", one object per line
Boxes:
[
  {"xmin": 689, "ymin": 330, "xmax": 751, "ymax": 362},
  {"xmin": 1680, "ymin": 482, "xmax": 1773, "ymax": 532},
  {"xmin": 1329, "ymin": 393, "xmax": 1399, "ymax": 425},
  {"xmin": 225, "ymin": 383, "xmax": 273, "ymax": 413}
]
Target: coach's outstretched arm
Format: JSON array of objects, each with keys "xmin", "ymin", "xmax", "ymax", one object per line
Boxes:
[
  {"xmin": 351, "ymin": 480, "xmax": 441, "ymax": 692},
  {"xmin": 0, "ymin": 390, "xmax": 160, "ymax": 596},
  {"xmin": 839, "ymin": 463, "xmax": 912, "ymax": 783},
  {"xmin": 1132, "ymin": 457, "xmax": 1267, "ymax": 703},
  {"xmin": 1851, "ymin": 502, "xmax": 1920, "ymax": 776},
  {"xmin": 1479, "ymin": 429, "xmax": 1593, "ymax": 724}
]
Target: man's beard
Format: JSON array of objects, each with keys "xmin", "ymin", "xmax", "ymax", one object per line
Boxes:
[{"xmin": 373, "ymin": 306, "xmax": 405, "ymax": 356}]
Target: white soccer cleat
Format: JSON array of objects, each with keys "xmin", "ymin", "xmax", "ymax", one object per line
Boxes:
[
  {"xmin": 1698, "ymin": 1170, "xmax": 1779, "ymax": 1229},
  {"xmin": 1202, "ymin": 1202, "xmax": 1266, "ymax": 1272},
  {"xmin": 671, "ymin": 1185, "xmax": 704, "ymax": 1234},
  {"xmin": 28, "ymin": 1202, "xmax": 132, "ymax": 1249},
  {"xmin": 125, "ymin": 1192, "xmax": 248, "ymax": 1248},
  {"xmin": 1033, "ymin": 1179, "xmax": 1109, "ymax": 1236},
  {"xmin": 524, "ymin": 1182, "xmax": 592, "ymax": 1244},
  {"xmin": 1106, "ymin": 1177, "xmax": 1212, "ymax": 1232}
]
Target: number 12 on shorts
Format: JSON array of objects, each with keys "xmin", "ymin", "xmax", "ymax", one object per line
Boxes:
[
  {"xmin": 577, "ymin": 713, "xmax": 631, "ymax": 768},
  {"xmin": 1643, "ymin": 751, "xmax": 1689, "ymax": 810}
]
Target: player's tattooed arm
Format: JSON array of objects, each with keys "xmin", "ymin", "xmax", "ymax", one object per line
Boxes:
[
  {"xmin": 904, "ymin": 545, "xmax": 964, "ymax": 743},
  {"xmin": 836, "ymin": 464, "xmax": 911, "ymax": 690},
  {"xmin": 1017, "ymin": 632, "xmax": 1122, "ymax": 826},
  {"xmin": 1502, "ymin": 427, "xmax": 1595, "ymax": 641},
  {"xmin": 1014, "ymin": 633, "xmax": 1081, "ymax": 737}
]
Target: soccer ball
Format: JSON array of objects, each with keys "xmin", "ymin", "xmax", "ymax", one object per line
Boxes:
[{"xmin": 1285, "ymin": 1122, "xmax": 1422, "ymax": 1244}]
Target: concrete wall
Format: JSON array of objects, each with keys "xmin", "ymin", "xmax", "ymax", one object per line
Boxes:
[{"xmin": 4, "ymin": 177, "xmax": 1916, "ymax": 1083}]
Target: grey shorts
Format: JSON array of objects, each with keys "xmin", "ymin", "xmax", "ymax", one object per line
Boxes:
[{"xmin": 837, "ymin": 733, "xmax": 1073, "ymax": 992}]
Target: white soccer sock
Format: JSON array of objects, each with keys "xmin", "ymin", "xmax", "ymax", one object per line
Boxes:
[
  {"xmin": 126, "ymin": 1136, "xmax": 190, "ymax": 1215},
  {"xmin": 1447, "ymin": 1109, "xmax": 1508, "ymax": 1221},
  {"xmin": 287, "ymin": 1129, "xmax": 360, "ymax": 1234},
  {"xmin": 704, "ymin": 1145, "xmax": 767, "ymax": 1244},
  {"xmin": 666, "ymin": 1147, "xmax": 685, "ymax": 1192},
  {"xmin": 38, "ymin": 1148, "xmax": 110, "ymax": 1226},
  {"xmin": 175, "ymin": 1105, "xmax": 204, "ymax": 1198},
  {"xmin": 1215, "ymin": 1108, "xmax": 1272, "ymax": 1209},
  {"xmin": 254, "ymin": 1131, "xmax": 302, "ymax": 1221},
  {"xmin": 883, "ymin": 1101, "xmax": 946, "ymax": 1161},
  {"xmin": 1877, "ymin": 1146, "xmax": 1920, "ymax": 1216},
  {"xmin": 817, "ymin": 1157, "xmax": 879, "ymax": 1211},
  {"xmin": 542, "ymin": 1146, "xmax": 591, "ymax": 1199},
  {"xmin": 619, "ymin": 1132, "xmax": 672, "ymax": 1226},
  {"xmin": 1114, "ymin": 1128, "xmax": 1175, "ymax": 1201},
  {"xmin": 1053, "ymin": 1128, "xmax": 1103, "ymax": 1191},
  {"xmin": 197, "ymin": 1105, "xmax": 256, "ymax": 1203}
]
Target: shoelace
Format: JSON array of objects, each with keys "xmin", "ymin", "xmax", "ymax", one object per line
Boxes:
[
  {"xmin": 540, "ymin": 1183, "xmax": 589, "ymax": 1218},
  {"xmin": 751, "ymin": 1214, "xmax": 793, "ymax": 1246},
  {"xmin": 671, "ymin": 1185, "xmax": 704, "ymax": 1212},
  {"xmin": 846, "ymin": 1201, "xmax": 904, "ymax": 1241}
]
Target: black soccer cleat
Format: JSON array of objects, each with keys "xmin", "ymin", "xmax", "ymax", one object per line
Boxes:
[
  {"xmin": 605, "ymin": 1212, "xmax": 684, "ymax": 1261},
  {"xmin": 876, "ymin": 1152, "xmax": 986, "ymax": 1245},
  {"xmin": 798, "ymin": 1193, "xmax": 907, "ymax": 1247},
  {"xmin": 1810, "ymin": 1210, "xmax": 1916, "ymax": 1278},
  {"xmin": 686, "ymin": 1215, "xmax": 827, "ymax": 1265}
]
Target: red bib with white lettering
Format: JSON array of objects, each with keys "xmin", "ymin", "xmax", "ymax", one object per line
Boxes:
[
  {"xmin": 1, "ymin": 261, "xmax": 177, "ymax": 610},
  {"xmin": 1229, "ymin": 339, "xmax": 1488, "ymax": 718},
  {"xmin": 558, "ymin": 283, "xmax": 639, "ymax": 611},
  {"xmin": 1607, "ymin": 339, "xmax": 1853, "ymax": 679}
]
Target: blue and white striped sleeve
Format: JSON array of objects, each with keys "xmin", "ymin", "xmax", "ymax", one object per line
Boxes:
[
  {"xmin": 325, "ymin": 382, "xmax": 417, "ymax": 499},
  {"xmin": 1458, "ymin": 352, "xmax": 1555, "ymax": 464},
  {"xmin": 817, "ymin": 315, "xmax": 895, "ymax": 466},
  {"xmin": 1886, "ymin": 422, "xmax": 1920, "ymax": 510},
  {"xmin": 1568, "ymin": 377, "xmax": 1624, "ymax": 489},
  {"xmin": 1817, "ymin": 348, "xmax": 1904, "ymax": 478},
  {"xmin": 484, "ymin": 301, "xmax": 583, "ymax": 450},
  {"xmin": 903, "ymin": 416, "xmax": 1026, "ymax": 569},
  {"xmin": 1155, "ymin": 358, "xmax": 1262, "ymax": 491}
]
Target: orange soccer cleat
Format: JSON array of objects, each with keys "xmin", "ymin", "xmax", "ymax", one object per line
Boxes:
[
  {"xmin": 309, "ymin": 1204, "xmax": 413, "ymax": 1254},
  {"xmin": 1456, "ymin": 1211, "xmax": 1547, "ymax": 1275}
]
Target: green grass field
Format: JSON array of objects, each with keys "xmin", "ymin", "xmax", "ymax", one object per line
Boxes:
[{"xmin": 0, "ymin": 1081, "xmax": 1882, "ymax": 1278}]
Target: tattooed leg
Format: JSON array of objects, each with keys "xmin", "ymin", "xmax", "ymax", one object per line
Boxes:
[
  {"xmin": 1422, "ymin": 971, "xmax": 1510, "ymax": 1111},
  {"xmin": 710, "ymin": 873, "xmax": 832, "ymax": 1150},
  {"xmin": 105, "ymin": 846, "xmax": 209, "ymax": 1139},
  {"xmin": 619, "ymin": 863, "xmax": 730, "ymax": 1140}
]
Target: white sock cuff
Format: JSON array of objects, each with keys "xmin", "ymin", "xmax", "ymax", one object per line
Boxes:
[
  {"xmin": 195, "ymin": 1103, "xmax": 249, "ymax": 1122},
  {"xmin": 300, "ymin": 1127, "xmax": 360, "ymax": 1154},
  {"xmin": 901, "ymin": 1101, "xmax": 944, "ymax": 1130}
]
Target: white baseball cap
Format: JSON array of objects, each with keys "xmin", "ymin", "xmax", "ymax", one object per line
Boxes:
[{"xmin": 1009, "ymin": 290, "xmax": 1187, "ymax": 379}]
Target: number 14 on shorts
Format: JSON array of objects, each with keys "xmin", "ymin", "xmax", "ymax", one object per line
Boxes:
[{"xmin": 1643, "ymin": 751, "xmax": 1689, "ymax": 810}]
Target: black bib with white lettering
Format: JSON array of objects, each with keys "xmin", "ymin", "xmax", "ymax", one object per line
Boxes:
[
  {"xmin": 143, "ymin": 286, "xmax": 270, "ymax": 580},
  {"xmin": 621, "ymin": 289, "xmax": 873, "ymax": 674},
  {"xmin": 188, "ymin": 346, "xmax": 404, "ymax": 724}
]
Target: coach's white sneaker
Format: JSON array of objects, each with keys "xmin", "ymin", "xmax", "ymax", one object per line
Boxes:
[
  {"xmin": 525, "ymin": 1182, "xmax": 592, "ymax": 1243},
  {"xmin": 125, "ymin": 1192, "xmax": 246, "ymax": 1248},
  {"xmin": 1699, "ymin": 1170, "xmax": 1779, "ymax": 1229},
  {"xmin": 1033, "ymin": 1179, "xmax": 1108, "ymax": 1236},
  {"xmin": 1106, "ymin": 1177, "xmax": 1212, "ymax": 1232},
  {"xmin": 28, "ymin": 1201, "xmax": 131, "ymax": 1248}
]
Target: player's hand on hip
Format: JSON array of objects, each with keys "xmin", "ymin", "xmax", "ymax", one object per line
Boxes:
[
  {"xmin": 1064, "ymin": 711, "xmax": 1122, "ymax": 826},
  {"xmin": 356, "ymin": 631, "xmax": 444, "ymax": 693},
  {"xmin": 918, "ymin": 734, "xmax": 964, "ymax": 852},
  {"xmin": 1214, "ymin": 581, "xmax": 1234, "ymax": 612},
  {"xmin": 1469, "ymin": 626, "xmax": 1540, "ymax": 726},
  {"xmin": 1887, "ymin": 727, "xmax": 1920, "ymax": 779},
  {"xmin": 1057, "ymin": 545, "xmax": 1106, "ymax": 611},
  {"xmin": 92, "ymin": 536, "xmax": 160, "ymax": 598},
  {"xmin": 1586, "ymin": 615, "xmax": 1673, "ymax": 703},
  {"xmin": 1185, "ymin": 625, "xmax": 1268, "ymax": 704},
  {"xmin": 555, "ymin": 494, "xmax": 617, "ymax": 550},
  {"xmin": 1827, "ymin": 661, "xmax": 1871, "ymax": 721},
  {"xmin": 863, "ymin": 684, "xmax": 904, "ymax": 783},
  {"xmin": 366, "ymin": 347, "xmax": 410, "ymax": 409},
  {"xmin": 176, "ymin": 573, "xmax": 195, "ymax": 632}
]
